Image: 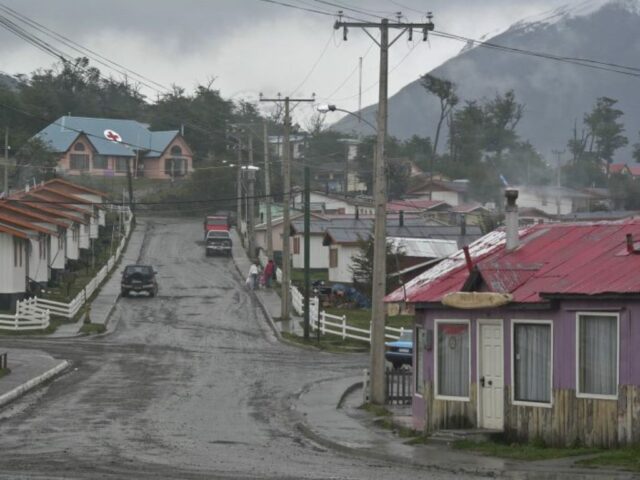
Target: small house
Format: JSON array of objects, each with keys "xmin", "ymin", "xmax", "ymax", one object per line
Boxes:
[
  {"xmin": 0, "ymin": 223, "xmax": 28, "ymax": 309},
  {"xmin": 386, "ymin": 189, "xmax": 640, "ymax": 447}
]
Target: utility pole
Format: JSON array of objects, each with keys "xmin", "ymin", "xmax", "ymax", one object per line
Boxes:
[
  {"xmin": 3, "ymin": 128, "xmax": 8, "ymax": 195},
  {"xmin": 358, "ymin": 56, "xmax": 363, "ymax": 125},
  {"xmin": 552, "ymin": 149, "xmax": 565, "ymax": 216},
  {"xmin": 263, "ymin": 122, "xmax": 274, "ymax": 259},
  {"xmin": 247, "ymin": 133, "xmax": 256, "ymax": 260},
  {"xmin": 235, "ymin": 135, "xmax": 243, "ymax": 241},
  {"xmin": 303, "ymin": 164, "xmax": 311, "ymax": 340},
  {"xmin": 126, "ymin": 156, "xmax": 135, "ymax": 213},
  {"xmin": 335, "ymin": 13, "xmax": 434, "ymax": 405},
  {"xmin": 260, "ymin": 94, "xmax": 315, "ymax": 321}
]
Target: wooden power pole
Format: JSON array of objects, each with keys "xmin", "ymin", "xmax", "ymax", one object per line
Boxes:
[
  {"xmin": 263, "ymin": 122, "xmax": 274, "ymax": 260},
  {"xmin": 334, "ymin": 14, "xmax": 434, "ymax": 405},
  {"xmin": 3, "ymin": 128, "xmax": 8, "ymax": 195},
  {"xmin": 247, "ymin": 133, "xmax": 256, "ymax": 260},
  {"xmin": 260, "ymin": 94, "xmax": 315, "ymax": 321}
]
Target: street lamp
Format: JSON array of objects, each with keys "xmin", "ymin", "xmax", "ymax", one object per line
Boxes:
[{"xmin": 316, "ymin": 104, "xmax": 376, "ymax": 132}]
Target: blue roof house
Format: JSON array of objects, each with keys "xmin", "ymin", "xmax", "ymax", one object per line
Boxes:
[{"xmin": 34, "ymin": 116, "xmax": 193, "ymax": 180}]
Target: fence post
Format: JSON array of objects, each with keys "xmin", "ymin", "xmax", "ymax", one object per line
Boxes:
[
  {"xmin": 341, "ymin": 315, "xmax": 346, "ymax": 340},
  {"xmin": 321, "ymin": 311, "xmax": 326, "ymax": 335}
]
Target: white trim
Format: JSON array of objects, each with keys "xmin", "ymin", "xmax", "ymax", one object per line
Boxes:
[
  {"xmin": 510, "ymin": 319, "xmax": 553, "ymax": 409},
  {"xmin": 434, "ymin": 319, "xmax": 471, "ymax": 402},
  {"xmin": 575, "ymin": 311, "xmax": 619, "ymax": 401},
  {"xmin": 476, "ymin": 319, "xmax": 505, "ymax": 429}
]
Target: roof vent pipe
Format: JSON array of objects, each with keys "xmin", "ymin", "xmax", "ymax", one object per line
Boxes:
[
  {"xmin": 505, "ymin": 188, "xmax": 519, "ymax": 251},
  {"xmin": 399, "ymin": 210, "xmax": 404, "ymax": 227},
  {"xmin": 626, "ymin": 233, "xmax": 638, "ymax": 254},
  {"xmin": 463, "ymin": 246, "xmax": 473, "ymax": 273}
]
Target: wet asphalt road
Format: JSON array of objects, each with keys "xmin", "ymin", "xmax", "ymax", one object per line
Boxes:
[{"xmin": 0, "ymin": 219, "xmax": 479, "ymax": 479}]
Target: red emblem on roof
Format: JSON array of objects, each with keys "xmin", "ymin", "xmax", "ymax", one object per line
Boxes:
[{"xmin": 104, "ymin": 129, "xmax": 122, "ymax": 143}]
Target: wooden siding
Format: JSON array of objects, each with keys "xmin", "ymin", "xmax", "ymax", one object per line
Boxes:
[
  {"xmin": 504, "ymin": 385, "xmax": 640, "ymax": 447},
  {"xmin": 423, "ymin": 382, "xmax": 477, "ymax": 432}
]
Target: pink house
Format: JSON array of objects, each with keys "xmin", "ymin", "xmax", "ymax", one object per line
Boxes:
[{"xmin": 35, "ymin": 116, "xmax": 193, "ymax": 180}]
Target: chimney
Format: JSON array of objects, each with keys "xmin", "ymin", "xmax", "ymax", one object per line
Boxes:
[
  {"xmin": 505, "ymin": 188, "xmax": 519, "ymax": 251},
  {"xmin": 399, "ymin": 210, "xmax": 404, "ymax": 227},
  {"xmin": 463, "ymin": 246, "xmax": 473, "ymax": 273},
  {"xmin": 626, "ymin": 234, "xmax": 639, "ymax": 254}
]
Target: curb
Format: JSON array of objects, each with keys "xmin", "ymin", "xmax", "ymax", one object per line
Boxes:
[
  {"xmin": 0, "ymin": 360, "xmax": 70, "ymax": 409},
  {"xmin": 337, "ymin": 380, "xmax": 362, "ymax": 409}
]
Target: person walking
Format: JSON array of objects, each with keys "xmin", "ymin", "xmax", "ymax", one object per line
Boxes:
[
  {"xmin": 263, "ymin": 259, "xmax": 275, "ymax": 288},
  {"xmin": 248, "ymin": 262, "xmax": 259, "ymax": 290}
]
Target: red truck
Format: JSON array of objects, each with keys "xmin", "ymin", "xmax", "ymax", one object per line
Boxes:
[{"xmin": 204, "ymin": 215, "xmax": 230, "ymax": 238}]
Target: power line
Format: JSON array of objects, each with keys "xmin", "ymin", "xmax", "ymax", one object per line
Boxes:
[
  {"xmin": 289, "ymin": 30, "xmax": 334, "ymax": 96},
  {"xmin": 0, "ymin": 3, "xmax": 170, "ymax": 92},
  {"xmin": 431, "ymin": 30, "xmax": 640, "ymax": 79}
]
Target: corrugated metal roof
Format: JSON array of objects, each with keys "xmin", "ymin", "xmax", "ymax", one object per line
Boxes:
[
  {"xmin": 35, "ymin": 116, "xmax": 178, "ymax": 157},
  {"xmin": 386, "ymin": 219, "xmax": 640, "ymax": 304},
  {"xmin": 388, "ymin": 237, "xmax": 458, "ymax": 258}
]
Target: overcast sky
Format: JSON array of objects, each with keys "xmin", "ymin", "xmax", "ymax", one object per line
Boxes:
[{"xmin": 0, "ymin": 0, "xmax": 570, "ymax": 124}]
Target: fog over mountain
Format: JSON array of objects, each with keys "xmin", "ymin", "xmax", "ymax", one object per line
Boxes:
[{"xmin": 332, "ymin": 0, "xmax": 640, "ymax": 161}]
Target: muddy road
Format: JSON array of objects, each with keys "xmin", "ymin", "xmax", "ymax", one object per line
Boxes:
[{"xmin": 0, "ymin": 219, "xmax": 478, "ymax": 479}]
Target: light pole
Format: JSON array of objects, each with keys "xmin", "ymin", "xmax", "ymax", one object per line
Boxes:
[{"xmin": 317, "ymin": 104, "xmax": 376, "ymax": 132}]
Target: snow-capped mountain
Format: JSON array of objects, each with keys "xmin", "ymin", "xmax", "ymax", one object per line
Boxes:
[{"xmin": 333, "ymin": 0, "xmax": 640, "ymax": 160}]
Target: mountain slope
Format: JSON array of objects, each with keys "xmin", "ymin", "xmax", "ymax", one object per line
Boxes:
[{"xmin": 332, "ymin": 0, "xmax": 640, "ymax": 160}]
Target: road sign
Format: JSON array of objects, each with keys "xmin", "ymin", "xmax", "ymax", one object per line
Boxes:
[{"xmin": 104, "ymin": 129, "xmax": 122, "ymax": 143}]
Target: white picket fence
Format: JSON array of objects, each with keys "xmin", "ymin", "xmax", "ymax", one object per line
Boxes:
[
  {"xmin": 312, "ymin": 311, "xmax": 407, "ymax": 344},
  {"xmin": 289, "ymin": 284, "xmax": 405, "ymax": 344},
  {"xmin": 0, "ymin": 208, "xmax": 133, "ymax": 331},
  {"xmin": 291, "ymin": 283, "xmax": 319, "ymax": 321},
  {"xmin": 0, "ymin": 297, "xmax": 51, "ymax": 331}
]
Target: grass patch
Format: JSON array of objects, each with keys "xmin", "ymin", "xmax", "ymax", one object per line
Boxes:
[
  {"xmin": 453, "ymin": 438, "xmax": 599, "ymax": 461},
  {"xmin": 360, "ymin": 403, "xmax": 391, "ymax": 417},
  {"xmin": 577, "ymin": 445, "xmax": 640, "ymax": 471},
  {"xmin": 325, "ymin": 307, "xmax": 414, "ymax": 331},
  {"xmin": 79, "ymin": 323, "xmax": 106, "ymax": 335},
  {"xmin": 291, "ymin": 269, "xmax": 328, "ymax": 287},
  {"xmin": 0, "ymin": 368, "xmax": 10, "ymax": 378},
  {"xmin": 281, "ymin": 331, "xmax": 369, "ymax": 353}
]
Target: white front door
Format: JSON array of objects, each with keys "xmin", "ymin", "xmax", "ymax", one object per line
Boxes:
[{"xmin": 478, "ymin": 321, "xmax": 504, "ymax": 430}]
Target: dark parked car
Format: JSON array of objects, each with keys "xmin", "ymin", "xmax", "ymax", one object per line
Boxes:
[
  {"xmin": 385, "ymin": 330, "xmax": 413, "ymax": 369},
  {"xmin": 121, "ymin": 265, "xmax": 158, "ymax": 297}
]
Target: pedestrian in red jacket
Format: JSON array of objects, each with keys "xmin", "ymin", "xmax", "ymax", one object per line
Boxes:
[{"xmin": 263, "ymin": 259, "xmax": 276, "ymax": 288}]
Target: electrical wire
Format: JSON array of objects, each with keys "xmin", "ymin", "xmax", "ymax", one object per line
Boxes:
[{"xmin": 289, "ymin": 30, "xmax": 335, "ymax": 96}]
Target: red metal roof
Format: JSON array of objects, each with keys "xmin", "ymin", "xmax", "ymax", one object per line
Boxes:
[{"xmin": 386, "ymin": 219, "xmax": 640, "ymax": 304}]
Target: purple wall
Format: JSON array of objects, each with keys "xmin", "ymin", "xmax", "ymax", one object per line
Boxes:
[{"xmin": 415, "ymin": 299, "xmax": 640, "ymax": 395}]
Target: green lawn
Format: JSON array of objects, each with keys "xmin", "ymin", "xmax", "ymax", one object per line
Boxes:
[
  {"xmin": 577, "ymin": 445, "xmax": 640, "ymax": 472},
  {"xmin": 79, "ymin": 323, "xmax": 106, "ymax": 335},
  {"xmin": 453, "ymin": 439, "xmax": 599, "ymax": 461},
  {"xmin": 291, "ymin": 269, "xmax": 329, "ymax": 287},
  {"xmin": 282, "ymin": 331, "xmax": 368, "ymax": 353}
]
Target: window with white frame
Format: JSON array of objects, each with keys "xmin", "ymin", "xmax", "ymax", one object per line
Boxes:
[
  {"xmin": 415, "ymin": 326, "xmax": 425, "ymax": 395},
  {"xmin": 436, "ymin": 321, "xmax": 469, "ymax": 399},
  {"xmin": 577, "ymin": 313, "xmax": 618, "ymax": 398},
  {"xmin": 513, "ymin": 322, "xmax": 551, "ymax": 404}
]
